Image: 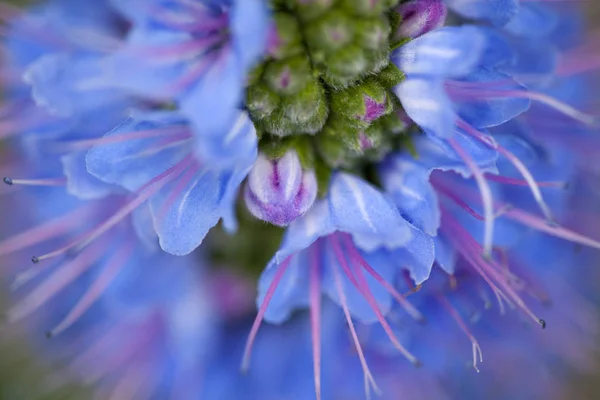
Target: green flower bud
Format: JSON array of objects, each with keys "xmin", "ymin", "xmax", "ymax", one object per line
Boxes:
[
  {"xmin": 268, "ymin": 12, "xmax": 304, "ymax": 60},
  {"xmin": 263, "ymin": 55, "xmax": 312, "ymax": 96},
  {"xmin": 246, "ymin": 83, "xmax": 280, "ymax": 120},
  {"xmin": 377, "ymin": 63, "xmax": 405, "ymax": 88},
  {"xmin": 305, "ymin": 11, "xmax": 355, "ymax": 55},
  {"xmin": 338, "ymin": 0, "xmax": 388, "ymax": 17},
  {"xmin": 280, "ymin": 80, "xmax": 328, "ymax": 127},
  {"xmin": 330, "ymin": 79, "xmax": 392, "ymax": 126},
  {"xmin": 289, "ymin": 0, "xmax": 335, "ymax": 22},
  {"xmin": 321, "ymin": 44, "xmax": 369, "ymax": 88},
  {"xmin": 355, "ymin": 17, "xmax": 391, "ymax": 51}
]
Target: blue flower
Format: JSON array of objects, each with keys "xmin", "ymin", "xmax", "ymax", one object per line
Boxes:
[
  {"xmin": 101, "ymin": 0, "xmax": 270, "ymax": 165},
  {"xmin": 393, "ymin": 25, "xmax": 530, "ymax": 139},
  {"xmin": 2, "ymin": 1, "xmax": 600, "ymax": 400},
  {"xmin": 85, "ymin": 110, "xmax": 257, "ymax": 255}
]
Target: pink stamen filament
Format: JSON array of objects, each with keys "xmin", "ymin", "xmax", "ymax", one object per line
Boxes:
[
  {"xmin": 0, "ymin": 206, "xmax": 89, "ymax": 256},
  {"xmin": 484, "ymin": 174, "xmax": 566, "ymax": 189},
  {"xmin": 47, "ymin": 241, "xmax": 135, "ymax": 337},
  {"xmin": 448, "ymin": 137, "xmax": 495, "ymax": 258},
  {"xmin": 309, "ymin": 244, "xmax": 322, "ymax": 400},
  {"xmin": 7, "ymin": 242, "xmax": 106, "ymax": 323},
  {"xmin": 438, "ymin": 295, "xmax": 483, "ymax": 373},
  {"xmin": 342, "ymin": 234, "xmax": 425, "ymax": 322},
  {"xmin": 134, "ymin": 35, "xmax": 224, "ymax": 61},
  {"xmin": 55, "ymin": 126, "xmax": 190, "ymax": 152},
  {"xmin": 447, "ymin": 83, "xmax": 598, "ymax": 126},
  {"xmin": 331, "ymin": 252, "xmax": 380, "ymax": 400},
  {"xmin": 442, "ymin": 212, "xmax": 546, "ymax": 328},
  {"xmin": 3, "ymin": 177, "xmax": 66, "ymax": 187},
  {"xmin": 331, "ymin": 235, "xmax": 420, "ymax": 366},
  {"xmin": 32, "ymin": 156, "xmax": 191, "ymax": 263},
  {"xmin": 241, "ymin": 257, "xmax": 292, "ymax": 372},
  {"xmin": 459, "ymin": 120, "xmax": 556, "ymax": 222}
]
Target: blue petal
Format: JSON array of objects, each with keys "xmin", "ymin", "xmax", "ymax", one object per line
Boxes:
[
  {"xmin": 231, "ymin": 0, "xmax": 270, "ymax": 70},
  {"xmin": 433, "ymin": 235, "xmax": 456, "ymax": 275},
  {"xmin": 24, "ymin": 53, "xmax": 128, "ymax": 117},
  {"xmin": 220, "ymin": 161, "xmax": 256, "ymax": 233},
  {"xmin": 501, "ymin": 39, "xmax": 558, "ymax": 86},
  {"xmin": 86, "ymin": 111, "xmax": 190, "ymax": 192},
  {"xmin": 505, "ymin": 3, "xmax": 559, "ymax": 38},
  {"xmin": 390, "ymin": 224, "xmax": 435, "ymax": 285},
  {"xmin": 444, "ymin": 0, "xmax": 518, "ymax": 27},
  {"xmin": 104, "ymin": 28, "xmax": 193, "ymax": 99},
  {"xmin": 393, "ymin": 26, "xmax": 487, "ymax": 78},
  {"xmin": 274, "ymin": 200, "xmax": 336, "ymax": 262},
  {"xmin": 395, "ymin": 77, "xmax": 456, "ymax": 138},
  {"xmin": 379, "ymin": 154, "xmax": 441, "ymax": 236},
  {"xmin": 150, "ymin": 169, "xmax": 225, "ymax": 256},
  {"xmin": 180, "ymin": 52, "xmax": 244, "ymax": 140},
  {"xmin": 424, "ymin": 128, "xmax": 499, "ymax": 177},
  {"xmin": 192, "ymin": 112, "xmax": 259, "ymax": 169},
  {"xmin": 329, "ymin": 173, "xmax": 412, "ymax": 251},
  {"xmin": 453, "ymin": 68, "xmax": 531, "ymax": 129},
  {"xmin": 61, "ymin": 152, "xmax": 117, "ymax": 199}
]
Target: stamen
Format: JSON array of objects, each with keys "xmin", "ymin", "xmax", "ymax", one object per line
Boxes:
[
  {"xmin": 484, "ymin": 174, "xmax": 567, "ymax": 189},
  {"xmin": 434, "ymin": 181, "xmax": 484, "ymax": 221},
  {"xmin": 448, "ymin": 82, "xmax": 599, "ymax": 126},
  {"xmin": 107, "ymin": 361, "xmax": 154, "ymax": 400},
  {"xmin": 47, "ymin": 241, "xmax": 135, "ymax": 337},
  {"xmin": 166, "ymin": 52, "xmax": 220, "ymax": 94},
  {"xmin": 460, "ymin": 120, "xmax": 555, "ymax": 222},
  {"xmin": 332, "ymin": 235, "xmax": 420, "ymax": 366},
  {"xmin": 11, "ymin": 259, "xmax": 60, "ymax": 290},
  {"xmin": 54, "ymin": 126, "xmax": 189, "ymax": 152},
  {"xmin": 331, "ymin": 252, "xmax": 380, "ymax": 400},
  {"xmin": 439, "ymin": 295, "xmax": 483, "ymax": 373},
  {"xmin": 241, "ymin": 257, "xmax": 292, "ymax": 372},
  {"xmin": 3, "ymin": 177, "xmax": 66, "ymax": 187},
  {"xmin": 31, "ymin": 157, "xmax": 191, "ymax": 263},
  {"xmin": 443, "ymin": 212, "xmax": 546, "ymax": 328},
  {"xmin": 505, "ymin": 208, "xmax": 600, "ymax": 250},
  {"xmin": 7, "ymin": 243, "xmax": 105, "ymax": 323},
  {"xmin": 342, "ymin": 234, "xmax": 425, "ymax": 323},
  {"xmin": 0, "ymin": 206, "xmax": 88, "ymax": 256},
  {"xmin": 448, "ymin": 138, "xmax": 495, "ymax": 258},
  {"xmin": 309, "ymin": 244, "xmax": 322, "ymax": 400}
]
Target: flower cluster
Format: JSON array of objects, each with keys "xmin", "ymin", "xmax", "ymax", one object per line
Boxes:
[{"xmin": 1, "ymin": 0, "xmax": 600, "ymax": 399}]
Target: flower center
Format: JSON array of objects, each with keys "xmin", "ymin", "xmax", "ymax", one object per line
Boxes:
[{"xmin": 246, "ymin": 0, "xmax": 411, "ymax": 188}]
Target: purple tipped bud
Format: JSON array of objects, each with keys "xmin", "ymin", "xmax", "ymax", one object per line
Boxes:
[
  {"xmin": 360, "ymin": 94, "xmax": 388, "ymax": 122},
  {"xmin": 244, "ymin": 150, "xmax": 317, "ymax": 226},
  {"xmin": 396, "ymin": 0, "xmax": 447, "ymax": 39}
]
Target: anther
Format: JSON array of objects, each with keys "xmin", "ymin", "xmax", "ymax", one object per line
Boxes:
[
  {"xmin": 539, "ymin": 319, "xmax": 547, "ymax": 329},
  {"xmin": 3, "ymin": 177, "xmax": 12, "ymax": 185},
  {"xmin": 31, "ymin": 256, "xmax": 39, "ymax": 264}
]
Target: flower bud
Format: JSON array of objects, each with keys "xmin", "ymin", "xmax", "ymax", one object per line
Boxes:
[
  {"xmin": 267, "ymin": 13, "xmax": 304, "ymax": 60},
  {"xmin": 263, "ymin": 55, "xmax": 312, "ymax": 96},
  {"xmin": 244, "ymin": 150, "xmax": 317, "ymax": 226},
  {"xmin": 331, "ymin": 79, "xmax": 392, "ymax": 125},
  {"xmin": 394, "ymin": 0, "xmax": 447, "ymax": 39}
]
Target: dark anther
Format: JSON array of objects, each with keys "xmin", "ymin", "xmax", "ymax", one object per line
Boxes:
[
  {"xmin": 3, "ymin": 177, "xmax": 13, "ymax": 185},
  {"xmin": 539, "ymin": 319, "xmax": 547, "ymax": 329},
  {"xmin": 31, "ymin": 256, "xmax": 40, "ymax": 264}
]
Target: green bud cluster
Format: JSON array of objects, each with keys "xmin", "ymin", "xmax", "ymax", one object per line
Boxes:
[{"xmin": 246, "ymin": 0, "xmax": 412, "ymax": 195}]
